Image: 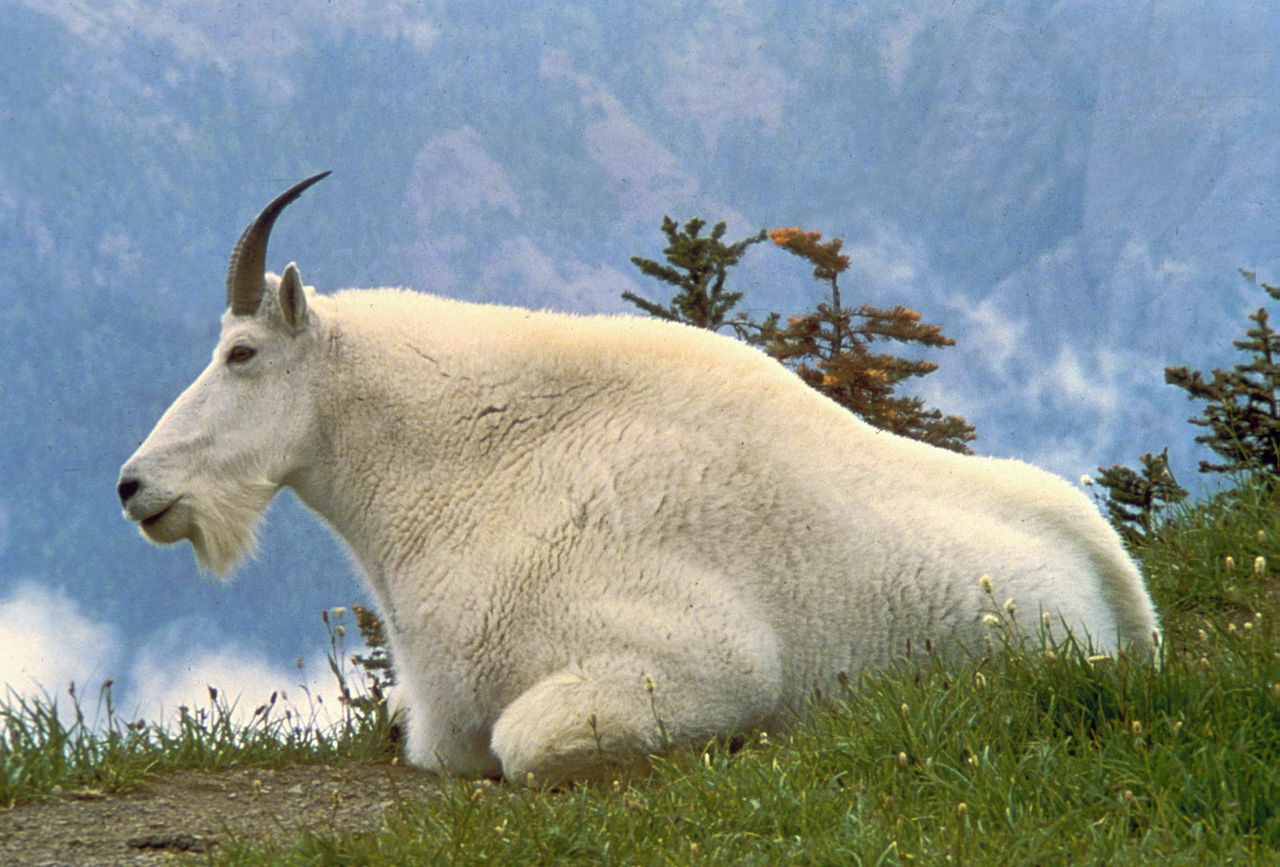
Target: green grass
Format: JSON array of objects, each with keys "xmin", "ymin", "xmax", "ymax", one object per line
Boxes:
[
  {"xmin": 1140, "ymin": 474, "xmax": 1280, "ymax": 642},
  {"xmin": 229, "ymin": 622, "xmax": 1276, "ymax": 865},
  {"xmin": 5, "ymin": 478, "xmax": 1280, "ymax": 864}
]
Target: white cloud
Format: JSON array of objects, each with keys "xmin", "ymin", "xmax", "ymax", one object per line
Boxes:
[
  {"xmin": 879, "ymin": 11, "xmax": 926, "ymax": 91},
  {"xmin": 28, "ymin": 1, "xmax": 299, "ymax": 99},
  {"xmin": 878, "ymin": 1, "xmax": 978, "ymax": 90},
  {"xmin": 24, "ymin": 1, "xmax": 441, "ymax": 102},
  {"xmin": 962, "ymin": 297, "xmax": 1027, "ymax": 377},
  {"xmin": 538, "ymin": 46, "xmax": 770, "ymax": 254},
  {"xmin": 559, "ymin": 261, "xmax": 641, "ymax": 314},
  {"xmin": 476, "ymin": 236, "xmax": 559, "ymax": 300},
  {"xmin": 1024, "ymin": 436, "xmax": 1118, "ymax": 491},
  {"xmin": 124, "ymin": 638, "xmax": 345, "ymax": 727},
  {"xmin": 540, "ymin": 49, "xmax": 699, "ymax": 231},
  {"xmin": 0, "ymin": 582, "xmax": 364, "ymax": 729},
  {"xmin": 118, "ymin": 601, "xmax": 389, "ymax": 729},
  {"xmin": 328, "ymin": 3, "xmax": 441, "ymax": 53},
  {"xmin": 402, "ymin": 127, "xmax": 523, "ymax": 296},
  {"xmin": 404, "ymin": 232, "xmax": 468, "ymax": 296},
  {"xmin": 996, "ymin": 342, "xmax": 1151, "ymax": 429},
  {"xmin": 659, "ymin": 12, "xmax": 795, "ymax": 150},
  {"xmin": 406, "ymin": 127, "xmax": 522, "ymax": 225},
  {"xmin": 842, "ymin": 225, "xmax": 930, "ymax": 294},
  {"xmin": 0, "ymin": 582, "xmax": 120, "ymax": 700},
  {"xmin": 474, "ymin": 236, "xmax": 638, "ymax": 313},
  {"xmin": 583, "ymin": 115, "xmax": 696, "ymax": 228},
  {"xmin": 1043, "ymin": 344, "xmax": 1119, "ymax": 415}
]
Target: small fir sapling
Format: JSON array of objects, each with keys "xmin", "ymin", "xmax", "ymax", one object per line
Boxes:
[
  {"xmin": 626, "ymin": 218, "xmax": 975, "ymax": 453},
  {"xmin": 1165, "ymin": 271, "xmax": 1280, "ymax": 480},
  {"xmin": 766, "ymin": 228, "xmax": 976, "ymax": 454},
  {"xmin": 624, "ymin": 216, "xmax": 770, "ymax": 341},
  {"xmin": 1091, "ymin": 448, "xmax": 1187, "ymax": 547}
]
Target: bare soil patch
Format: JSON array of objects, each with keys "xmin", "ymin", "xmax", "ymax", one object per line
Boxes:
[{"xmin": 0, "ymin": 762, "xmax": 440, "ymax": 866}]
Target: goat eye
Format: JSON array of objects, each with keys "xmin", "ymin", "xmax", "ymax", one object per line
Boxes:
[{"xmin": 227, "ymin": 345, "xmax": 256, "ymax": 364}]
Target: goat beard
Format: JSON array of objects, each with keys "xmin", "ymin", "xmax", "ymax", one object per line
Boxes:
[{"xmin": 185, "ymin": 478, "xmax": 279, "ymax": 579}]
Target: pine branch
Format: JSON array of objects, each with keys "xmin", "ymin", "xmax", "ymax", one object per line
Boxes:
[
  {"xmin": 625, "ymin": 217, "xmax": 766, "ymax": 334},
  {"xmin": 1165, "ymin": 273, "xmax": 1280, "ymax": 478},
  {"xmin": 765, "ymin": 227, "xmax": 975, "ymax": 453},
  {"xmin": 620, "ymin": 291, "xmax": 680, "ymax": 323}
]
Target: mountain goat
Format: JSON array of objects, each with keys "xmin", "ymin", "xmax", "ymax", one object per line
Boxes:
[{"xmin": 118, "ymin": 173, "xmax": 1159, "ymax": 783}]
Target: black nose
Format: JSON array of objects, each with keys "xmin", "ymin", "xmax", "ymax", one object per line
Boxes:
[{"xmin": 117, "ymin": 478, "xmax": 140, "ymax": 506}]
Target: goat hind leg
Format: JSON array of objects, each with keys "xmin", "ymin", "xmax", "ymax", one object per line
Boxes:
[{"xmin": 490, "ymin": 650, "xmax": 778, "ymax": 786}]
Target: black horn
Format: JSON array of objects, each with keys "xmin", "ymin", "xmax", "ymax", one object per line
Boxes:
[{"xmin": 225, "ymin": 171, "xmax": 331, "ymax": 315}]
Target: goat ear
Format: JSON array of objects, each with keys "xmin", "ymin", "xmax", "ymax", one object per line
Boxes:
[{"xmin": 279, "ymin": 262, "xmax": 308, "ymax": 332}]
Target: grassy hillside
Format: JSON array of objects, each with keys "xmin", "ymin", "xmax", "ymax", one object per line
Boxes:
[{"xmin": 3, "ymin": 478, "xmax": 1278, "ymax": 864}]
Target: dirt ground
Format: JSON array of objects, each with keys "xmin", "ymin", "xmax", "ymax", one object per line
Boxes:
[{"xmin": 0, "ymin": 762, "xmax": 442, "ymax": 866}]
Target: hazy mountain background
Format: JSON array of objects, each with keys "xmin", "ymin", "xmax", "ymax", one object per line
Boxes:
[{"xmin": 3, "ymin": 0, "xmax": 1278, "ymax": 718}]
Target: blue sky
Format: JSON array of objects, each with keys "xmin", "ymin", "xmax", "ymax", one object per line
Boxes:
[{"xmin": 3, "ymin": 0, "xmax": 1279, "ymax": 720}]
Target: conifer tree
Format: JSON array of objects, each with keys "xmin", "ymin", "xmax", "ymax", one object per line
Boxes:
[
  {"xmin": 1165, "ymin": 272, "xmax": 1280, "ymax": 479},
  {"xmin": 1091, "ymin": 448, "xmax": 1187, "ymax": 547},
  {"xmin": 766, "ymin": 228, "xmax": 976, "ymax": 453},
  {"xmin": 624, "ymin": 216, "xmax": 768, "ymax": 340}
]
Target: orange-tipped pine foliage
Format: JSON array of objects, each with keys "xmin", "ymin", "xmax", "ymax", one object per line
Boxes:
[{"xmin": 766, "ymin": 228, "xmax": 976, "ymax": 453}]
